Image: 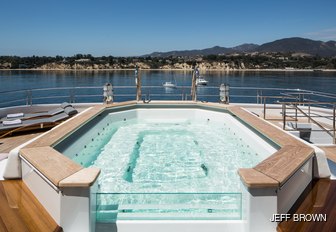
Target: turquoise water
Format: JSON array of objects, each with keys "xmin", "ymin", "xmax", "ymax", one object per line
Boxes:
[
  {"xmin": 80, "ymin": 117, "xmax": 261, "ymax": 220},
  {"xmin": 68, "ymin": 114, "xmax": 271, "ymax": 220},
  {"xmin": 83, "ymin": 118, "xmax": 263, "ymax": 194}
]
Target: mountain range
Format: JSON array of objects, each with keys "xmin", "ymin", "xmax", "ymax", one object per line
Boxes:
[{"xmin": 145, "ymin": 37, "xmax": 336, "ymax": 57}]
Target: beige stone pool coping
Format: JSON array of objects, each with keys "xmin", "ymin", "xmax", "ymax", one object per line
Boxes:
[{"xmin": 19, "ymin": 101, "xmax": 315, "ymax": 189}]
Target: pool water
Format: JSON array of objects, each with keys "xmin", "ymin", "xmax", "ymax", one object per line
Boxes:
[
  {"xmin": 56, "ymin": 108, "xmax": 276, "ymax": 221},
  {"xmin": 75, "ymin": 118, "xmax": 265, "ymax": 193}
]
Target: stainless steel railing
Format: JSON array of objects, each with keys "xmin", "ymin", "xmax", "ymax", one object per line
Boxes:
[
  {"xmin": 1, "ymin": 85, "xmax": 336, "ymax": 108},
  {"xmin": 261, "ymin": 94, "xmax": 336, "ymax": 144},
  {"xmin": 2, "ymin": 85, "xmax": 336, "ymax": 143}
]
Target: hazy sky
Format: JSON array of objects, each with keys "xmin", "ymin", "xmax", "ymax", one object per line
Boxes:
[{"xmin": 1, "ymin": 0, "xmax": 335, "ymax": 56}]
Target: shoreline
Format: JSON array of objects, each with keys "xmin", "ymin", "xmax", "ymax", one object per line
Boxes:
[{"xmin": 1, "ymin": 68, "xmax": 336, "ymax": 72}]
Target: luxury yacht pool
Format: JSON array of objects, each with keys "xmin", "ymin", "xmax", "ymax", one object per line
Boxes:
[
  {"xmin": 7, "ymin": 102, "xmax": 325, "ymax": 232},
  {"xmin": 55, "ymin": 107, "xmax": 277, "ymax": 221}
]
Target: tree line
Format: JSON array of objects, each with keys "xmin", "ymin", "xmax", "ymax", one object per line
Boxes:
[{"xmin": 0, "ymin": 53, "xmax": 335, "ymax": 69}]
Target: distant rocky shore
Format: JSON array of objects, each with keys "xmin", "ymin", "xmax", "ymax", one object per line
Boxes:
[
  {"xmin": 2, "ymin": 62, "xmax": 335, "ymax": 72},
  {"xmin": 32, "ymin": 61, "xmax": 243, "ymax": 71},
  {"xmin": 1, "ymin": 52, "xmax": 335, "ymax": 71}
]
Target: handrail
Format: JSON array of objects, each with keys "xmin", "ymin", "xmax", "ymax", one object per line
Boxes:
[
  {"xmin": 260, "ymin": 94, "xmax": 336, "ymax": 143},
  {"xmin": 1, "ymin": 85, "xmax": 336, "ymax": 143},
  {"xmin": 290, "ymin": 103, "xmax": 333, "ymax": 138},
  {"xmin": 262, "ymin": 96, "xmax": 299, "ymax": 120},
  {"xmin": 1, "ymin": 85, "xmax": 336, "ymax": 108},
  {"xmin": 0, "ymin": 86, "xmax": 333, "ymax": 95},
  {"xmin": 277, "ymin": 101, "xmax": 336, "ymax": 105},
  {"xmin": 280, "ymin": 101, "xmax": 336, "ymax": 144}
]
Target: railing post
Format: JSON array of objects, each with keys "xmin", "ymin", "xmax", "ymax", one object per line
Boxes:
[
  {"xmin": 103, "ymin": 83, "xmax": 113, "ymax": 104},
  {"xmin": 191, "ymin": 67, "xmax": 197, "ymax": 101},
  {"xmin": 181, "ymin": 87, "xmax": 184, "ymax": 101},
  {"xmin": 282, "ymin": 103, "xmax": 286, "ymax": 130},
  {"xmin": 135, "ymin": 66, "xmax": 141, "ymax": 101},
  {"xmin": 308, "ymin": 104, "xmax": 311, "ymax": 123},
  {"xmin": 26, "ymin": 90, "xmax": 29, "ymax": 105},
  {"xmin": 26, "ymin": 90, "xmax": 32, "ymax": 106},
  {"xmin": 333, "ymin": 105, "xmax": 336, "ymax": 144},
  {"xmin": 219, "ymin": 84, "xmax": 229, "ymax": 104},
  {"xmin": 263, "ymin": 97, "xmax": 266, "ymax": 119},
  {"xmin": 295, "ymin": 103, "xmax": 298, "ymax": 129},
  {"xmin": 29, "ymin": 90, "xmax": 32, "ymax": 105},
  {"xmin": 69, "ymin": 88, "xmax": 75, "ymax": 103},
  {"xmin": 257, "ymin": 90, "xmax": 262, "ymax": 104}
]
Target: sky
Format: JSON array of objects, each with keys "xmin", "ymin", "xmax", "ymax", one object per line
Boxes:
[{"xmin": 0, "ymin": 0, "xmax": 336, "ymax": 57}]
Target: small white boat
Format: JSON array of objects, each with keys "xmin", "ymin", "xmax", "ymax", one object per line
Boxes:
[
  {"xmin": 196, "ymin": 78, "xmax": 208, "ymax": 86},
  {"xmin": 163, "ymin": 81, "xmax": 176, "ymax": 88}
]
